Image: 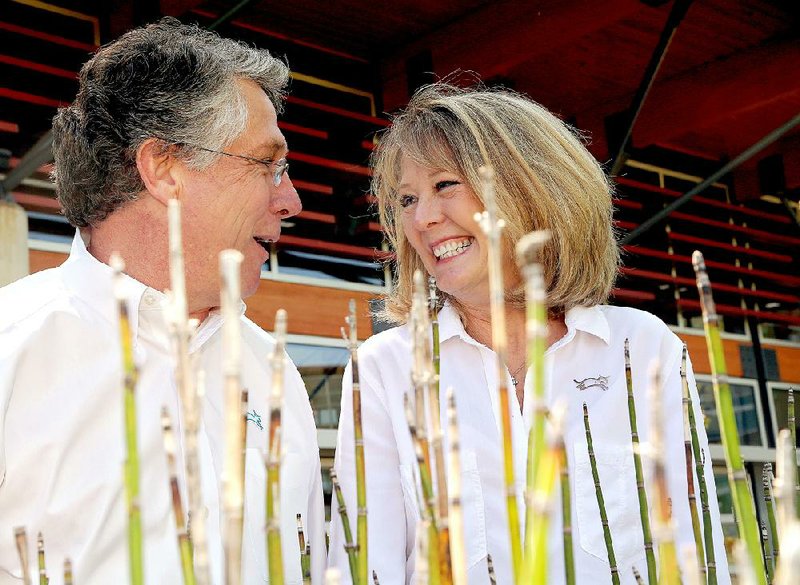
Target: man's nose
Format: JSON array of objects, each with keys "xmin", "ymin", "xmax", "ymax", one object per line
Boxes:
[{"xmin": 271, "ymin": 174, "xmax": 302, "ymax": 218}]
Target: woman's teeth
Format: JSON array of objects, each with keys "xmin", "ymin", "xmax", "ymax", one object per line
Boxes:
[{"xmin": 433, "ymin": 239, "xmax": 472, "ymax": 260}]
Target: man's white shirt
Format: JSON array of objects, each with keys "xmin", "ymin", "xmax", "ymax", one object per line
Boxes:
[
  {"xmin": 0, "ymin": 232, "xmax": 324, "ymax": 584},
  {"xmin": 330, "ymin": 302, "xmax": 731, "ymax": 584}
]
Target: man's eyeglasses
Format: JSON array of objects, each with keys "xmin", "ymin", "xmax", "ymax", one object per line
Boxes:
[{"xmin": 190, "ymin": 145, "xmax": 290, "ymax": 187}]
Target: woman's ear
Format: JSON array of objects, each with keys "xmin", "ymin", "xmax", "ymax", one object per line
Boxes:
[{"xmin": 136, "ymin": 138, "xmax": 181, "ymax": 205}]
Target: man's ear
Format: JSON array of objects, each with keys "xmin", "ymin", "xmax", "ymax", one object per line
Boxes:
[{"xmin": 136, "ymin": 138, "xmax": 182, "ymax": 205}]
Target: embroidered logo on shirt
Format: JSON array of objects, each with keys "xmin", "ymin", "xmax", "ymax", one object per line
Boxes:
[
  {"xmin": 246, "ymin": 409, "xmax": 264, "ymax": 431},
  {"xmin": 574, "ymin": 375, "xmax": 609, "ymax": 392}
]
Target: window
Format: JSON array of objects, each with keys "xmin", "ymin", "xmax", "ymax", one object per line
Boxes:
[
  {"xmin": 766, "ymin": 382, "xmax": 800, "ymax": 448},
  {"xmin": 695, "ymin": 377, "xmax": 765, "ymax": 447}
]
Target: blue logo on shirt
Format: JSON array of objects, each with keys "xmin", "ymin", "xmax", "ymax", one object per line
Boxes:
[{"xmin": 246, "ymin": 409, "xmax": 264, "ymax": 431}]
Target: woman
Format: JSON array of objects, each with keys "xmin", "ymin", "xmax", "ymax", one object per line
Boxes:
[{"xmin": 329, "ymin": 83, "xmax": 730, "ymax": 584}]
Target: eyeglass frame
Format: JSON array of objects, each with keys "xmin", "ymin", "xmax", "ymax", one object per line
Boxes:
[{"xmin": 156, "ymin": 138, "xmax": 290, "ymax": 187}]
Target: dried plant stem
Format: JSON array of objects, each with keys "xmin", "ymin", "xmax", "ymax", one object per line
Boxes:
[
  {"xmin": 63, "ymin": 559, "xmax": 73, "ymax": 585},
  {"xmin": 476, "ymin": 166, "xmax": 521, "ymax": 580},
  {"xmin": 761, "ymin": 522, "xmax": 774, "ymax": 584},
  {"xmin": 297, "ymin": 514, "xmax": 311, "ymax": 585},
  {"xmin": 266, "ymin": 309, "xmax": 287, "ymax": 585},
  {"xmin": 560, "ymin": 429, "xmax": 575, "ymax": 585},
  {"xmin": 583, "ymin": 403, "xmax": 620, "ymax": 585},
  {"xmin": 693, "ymin": 250, "xmax": 766, "ymax": 585},
  {"xmin": 36, "ymin": 532, "xmax": 46, "ymax": 585},
  {"xmin": 648, "ymin": 364, "xmax": 680, "ymax": 585},
  {"xmin": 446, "ymin": 388, "xmax": 467, "ymax": 585},
  {"xmin": 632, "ymin": 567, "xmax": 644, "ymax": 585},
  {"xmin": 331, "ymin": 469, "xmax": 359, "ymax": 580},
  {"xmin": 14, "ymin": 527, "xmax": 31, "ymax": 585},
  {"xmin": 343, "ymin": 299, "xmax": 369, "ymax": 585},
  {"xmin": 487, "ymin": 554, "xmax": 497, "ymax": 585},
  {"xmin": 220, "ymin": 249, "xmax": 246, "ymax": 585},
  {"xmin": 624, "ymin": 338, "xmax": 657, "ymax": 584},
  {"xmin": 681, "ymin": 346, "xmax": 707, "ymax": 582},
  {"xmin": 789, "ymin": 389, "xmax": 799, "ymax": 515},
  {"xmin": 167, "ymin": 199, "xmax": 209, "ymax": 585},
  {"xmin": 161, "ymin": 408, "xmax": 196, "ymax": 585},
  {"xmin": 111, "ymin": 253, "xmax": 143, "ymax": 585}
]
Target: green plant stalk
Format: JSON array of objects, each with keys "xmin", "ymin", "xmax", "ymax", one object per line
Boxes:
[
  {"xmin": 685, "ymin": 351, "xmax": 717, "ymax": 585},
  {"xmin": 583, "ymin": 403, "xmax": 620, "ymax": 585},
  {"xmin": 681, "ymin": 346, "xmax": 707, "ymax": 581},
  {"xmin": 266, "ymin": 309, "xmax": 287, "ymax": 585},
  {"xmin": 529, "ymin": 432, "xmax": 561, "ymax": 584},
  {"xmin": 789, "ymin": 388, "xmax": 799, "ymax": 515},
  {"xmin": 624, "ymin": 339, "xmax": 657, "ymax": 585},
  {"xmin": 761, "ymin": 522, "xmax": 774, "ymax": 584},
  {"xmin": 63, "ymin": 559, "xmax": 72, "ymax": 585},
  {"xmin": 515, "ymin": 232, "xmax": 549, "ymax": 584},
  {"xmin": 330, "ymin": 469, "xmax": 359, "ymax": 583},
  {"xmin": 476, "ymin": 166, "xmax": 522, "ymax": 579},
  {"xmin": 560, "ymin": 432, "xmax": 575, "ymax": 585},
  {"xmin": 36, "ymin": 532, "xmax": 46, "ymax": 585},
  {"xmin": 111, "ymin": 254, "xmax": 144, "ymax": 585},
  {"xmin": 764, "ymin": 464, "xmax": 780, "ymax": 571},
  {"xmin": 297, "ymin": 514, "xmax": 311, "ymax": 585},
  {"xmin": 693, "ymin": 250, "xmax": 766, "ymax": 585}
]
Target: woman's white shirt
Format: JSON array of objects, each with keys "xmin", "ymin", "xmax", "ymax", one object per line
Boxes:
[{"xmin": 329, "ymin": 302, "xmax": 730, "ymax": 585}]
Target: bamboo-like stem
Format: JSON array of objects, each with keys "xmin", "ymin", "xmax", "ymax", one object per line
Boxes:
[
  {"xmin": 764, "ymin": 463, "xmax": 780, "ymax": 570},
  {"xmin": 775, "ymin": 430, "xmax": 796, "ymax": 543},
  {"xmin": 63, "ymin": 558, "xmax": 73, "ymax": 585},
  {"xmin": 445, "ymin": 388, "xmax": 467, "ymax": 585},
  {"xmin": 560, "ymin": 426, "xmax": 575, "ymax": 585},
  {"xmin": 648, "ymin": 363, "xmax": 681, "ymax": 585},
  {"xmin": 416, "ymin": 518, "xmax": 430, "ymax": 585},
  {"xmin": 774, "ymin": 522, "xmax": 800, "ymax": 585},
  {"xmin": 326, "ymin": 567, "xmax": 342, "ymax": 585},
  {"xmin": 685, "ymin": 346, "xmax": 718, "ymax": 585},
  {"xmin": 761, "ymin": 522, "xmax": 774, "ymax": 584},
  {"xmin": 373, "ymin": 570, "xmax": 380, "ymax": 584},
  {"xmin": 515, "ymin": 231, "xmax": 550, "ymax": 584},
  {"xmin": 789, "ymin": 388, "xmax": 799, "ymax": 515},
  {"xmin": 343, "ymin": 299, "xmax": 368, "ymax": 585},
  {"xmin": 330, "ymin": 469, "xmax": 359, "ymax": 580},
  {"xmin": 36, "ymin": 532, "xmax": 45, "ymax": 585},
  {"xmin": 475, "ymin": 166, "xmax": 521, "ymax": 580},
  {"xmin": 427, "ymin": 276, "xmax": 452, "ymax": 585},
  {"xmin": 161, "ymin": 407, "xmax": 196, "ymax": 585},
  {"xmin": 297, "ymin": 514, "xmax": 311, "ymax": 585},
  {"xmin": 583, "ymin": 403, "xmax": 620, "ymax": 585},
  {"xmin": 220, "ymin": 249, "xmax": 246, "ymax": 585},
  {"xmin": 167, "ymin": 199, "xmax": 209, "ymax": 585},
  {"xmin": 266, "ymin": 309, "xmax": 287, "ymax": 585},
  {"xmin": 487, "ymin": 554, "xmax": 497, "ymax": 585},
  {"xmin": 735, "ymin": 540, "xmax": 759, "ymax": 585},
  {"xmin": 632, "ymin": 567, "xmax": 644, "ymax": 585},
  {"xmin": 681, "ymin": 346, "xmax": 707, "ymax": 582},
  {"xmin": 624, "ymin": 338, "xmax": 657, "ymax": 584},
  {"xmin": 14, "ymin": 527, "xmax": 31, "ymax": 585},
  {"xmin": 111, "ymin": 253, "xmax": 144, "ymax": 585},
  {"xmin": 693, "ymin": 250, "xmax": 766, "ymax": 585},
  {"xmin": 681, "ymin": 544, "xmax": 703, "ymax": 585}
]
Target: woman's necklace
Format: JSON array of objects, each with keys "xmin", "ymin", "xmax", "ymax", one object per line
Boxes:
[{"xmin": 509, "ymin": 362, "xmax": 527, "ymax": 388}]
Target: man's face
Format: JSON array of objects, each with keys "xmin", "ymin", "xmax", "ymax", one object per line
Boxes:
[{"xmin": 180, "ymin": 79, "xmax": 301, "ymax": 310}]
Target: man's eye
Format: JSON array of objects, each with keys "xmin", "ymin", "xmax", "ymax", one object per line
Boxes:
[
  {"xmin": 435, "ymin": 180, "xmax": 460, "ymax": 191},
  {"xmin": 399, "ymin": 194, "xmax": 417, "ymax": 208}
]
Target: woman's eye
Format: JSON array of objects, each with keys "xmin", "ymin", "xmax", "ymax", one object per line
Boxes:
[
  {"xmin": 399, "ymin": 194, "xmax": 416, "ymax": 208},
  {"xmin": 435, "ymin": 180, "xmax": 460, "ymax": 191}
]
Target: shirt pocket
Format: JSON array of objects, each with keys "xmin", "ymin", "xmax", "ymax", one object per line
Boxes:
[
  {"xmin": 399, "ymin": 450, "xmax": 488, "ymax": 570},
  {"xmin": 573, "ymin": 442, "xmax": 643, "ymax": 566}
]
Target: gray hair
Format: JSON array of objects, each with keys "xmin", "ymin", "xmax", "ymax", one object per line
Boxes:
[{"xmin": 52, "ymin": 17, "xmax": 290, "ymax": 227}]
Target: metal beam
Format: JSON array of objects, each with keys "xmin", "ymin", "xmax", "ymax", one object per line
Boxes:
[
  {"xmin": 610, "ymin": 0, "xmax": 693, "ymax": 175},
  {"xmin": 620, "ymin": 111, "xmax": 800, "ymax": 245}
]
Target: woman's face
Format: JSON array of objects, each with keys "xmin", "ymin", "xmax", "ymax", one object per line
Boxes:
[{"xmin": 398, "ymin": 156, "xmax": 498, "ymax": 308}]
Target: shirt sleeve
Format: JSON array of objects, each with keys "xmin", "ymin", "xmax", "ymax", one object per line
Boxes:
[
  {"xmin": 328, "ymin": 351, "xmax": 411, "ymax": 585},
  {"xmin": 661, "ymin": 339, "xmax": 732, "ymax": 584}
]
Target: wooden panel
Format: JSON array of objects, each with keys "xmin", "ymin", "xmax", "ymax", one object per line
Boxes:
[
  {"xmin": 679, "ymin": 332, "xmax": 743, "ymax": 378},
  {"xmin": 245, "ymin": 280, "xmax": 377, "ymax": 340},
  {"xmin": 29, "ymin": 248, "xmax": 66, "ymax": 273},
  {"xmin": 769, "ymin": 344, "xmax": 800, "ymax": 384}
]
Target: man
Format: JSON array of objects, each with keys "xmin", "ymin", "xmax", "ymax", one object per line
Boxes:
[{"xmin": 0, "ymin": 18, "xmax": 324, "ymax": 583}]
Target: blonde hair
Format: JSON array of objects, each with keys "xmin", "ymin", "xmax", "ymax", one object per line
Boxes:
[{"xmin": 373, "ymin": 83, "xmax": 619, "ymax": 323}]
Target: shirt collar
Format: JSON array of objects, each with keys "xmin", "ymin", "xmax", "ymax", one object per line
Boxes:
[{"xmin": 435, "ymin": 300, "xmax": 610, "ymax": 347}]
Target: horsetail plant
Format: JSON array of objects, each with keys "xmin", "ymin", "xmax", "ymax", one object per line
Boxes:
[
  {"xmin": 297, "ymin": 514, "xmax": 311, "ymax": 585},
  {"xmin": 14, "ymin": 527, "xmax": 30, "ymax": 585},
  {"xmin": 330, "ymin": 469, "xmax": 359, "ymax": 581},
  {"xmin": 625, "ymin": 338, "xmax": 657, "ymax": 584},
  {"xmin": 445, "ymin": 388, "xmax": 467, "ymax": 585},
  {"xmin": 266, "ymin": 309, "xmax": 287, "ymax": 585},
  {"xmin": 36, "ymin": 532, "xmax": 46, "ymax": 585},
  {"xmin": 765, "ymin": 463, "xmax": 780, "ymax": 571},
  {"xmin": 693, "ymin": 250, "xmax": 766, "ymax": 585},
  {"xmin": 583, "ymin": 403, "xmax": 620, "ymax": 585},
  {"xmin": 111, "ymin": 253, "xmax": 143, "ymax": 585}
]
